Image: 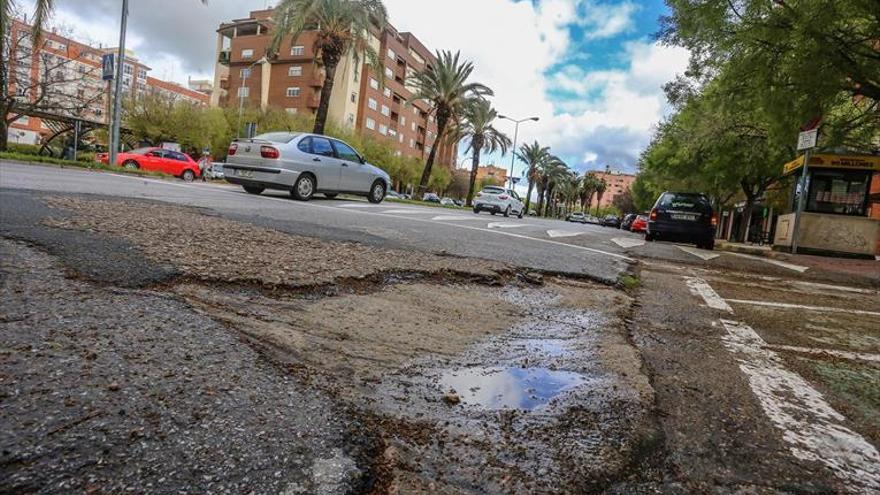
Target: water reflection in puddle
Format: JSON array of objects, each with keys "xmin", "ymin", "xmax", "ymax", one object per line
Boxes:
[{"xmin": 440, "ymin": 366, "xmax": 587, "ymax": 410}]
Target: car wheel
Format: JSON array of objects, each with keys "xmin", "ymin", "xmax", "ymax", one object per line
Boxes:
[
  {"xmin": 243, "ymin": 186, "xmax": 264, "ymax": 195},
  {"xmin": 291, "ymin": 174, "xmax": 316, "ymax": 201},
  {"xmin": 491, "ymin": 211, "xmax": 497, "ymax": 216},
  {"xmin": 518, "ymin": 210, "xmax": 524, "ymax": 219},
  {"xmin": 122, "ymin": 160, "xmax": 139, "ymax": 170},
  {"xmin": 324, "ymin": 192, "xmax": 338, "ymax": 199},
  {"xmin": 703, "ymin": 239, "xmax": 715, "ymax": 251},
  {"xmin": 473, "ymin": 208, "xmax": 480, "ymax": 214},
  {"xmin": 645, "ymin": 232, "xmax": 654, "ymax": 241},
  {"xmin": 367, "ymin": 181, "xmax": 386, "ymax": 204},
  {"xmin": 181, "ymin": 169, "xmax": 195, "ymax": 182},
  {"xmin": 503, "ymin": 206, "xmax": 511, "ymax": 218}
]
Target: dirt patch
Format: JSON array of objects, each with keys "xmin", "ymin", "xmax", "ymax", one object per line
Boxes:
[{"xmin": 42, "ymin": 197, "xmax": 509, "ymax": 288}]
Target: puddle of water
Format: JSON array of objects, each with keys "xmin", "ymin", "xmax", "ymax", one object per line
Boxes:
[{"xmin": 440, "ymin": 366, "xmax": 587, "ymax": 410}]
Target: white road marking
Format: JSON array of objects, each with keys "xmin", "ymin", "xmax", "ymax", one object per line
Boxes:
[
  {"xmin": 337, "ymin": 203, "xmax": 375, "ymax": 208},
  {"xmin": 487, "ymin": 222, "xmax": 530, "ymax": 229},
  {"xmin": 766, "ymin": 344, "xmax": 880, "ymax": 363},
  {"xmin": 720, "ymin": 319, "xmax": 880, "ymax": 492},
  {"xmin": 728, "ymin": 252, "xmax": 809, "ymax": 273},
  {"xmin": 611, "ymin": 237, "xmax": 645, "ymax": 249},
  {"xmin": 379, "ymin": 209, "xmax": 425, "ymax": 214},
  {"xmin": 546, "ymin": 229, "xmax": 583, "ymax": 238},
  {"xmin": 431, "ymin": 215, "xmax": 477, "ymax": 221},
  {"xmin": 726, "ymin": 299, "xmax": 880, "ymax": 317},
  {"xmin": 684, "ymin": 276, "xmax": 733, "ymax": 312},
  {"xmin": 676, "ymin": 245, "xmax": 721, "ymax": 261},
  {"xmin": 791, "ymin": 280, "xmax": 878, "ymax": 296}
]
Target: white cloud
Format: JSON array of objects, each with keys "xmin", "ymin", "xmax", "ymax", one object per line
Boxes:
[{"xmin": 578, "ymin": 1, "xmax": 640, "ymax": 40}]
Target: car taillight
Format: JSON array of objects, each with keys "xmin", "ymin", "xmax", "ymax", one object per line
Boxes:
[
  {"xmin": 711, "ymin": 214, "xmax": 718, "ymax": 226},
  {"xmin": 228, "ymin": 143, "xmax": 238, "ymax": 156},
  {"xmin": 260, "ymin": 146, "xmax": 280, "ymax": 159},
  {"xmin": 498, "ymin": 194, "xmax": 509, "ymax": 200},
  {"xmin": 649, "ymin": 209, "xmax": 657, "ymax": 221}
]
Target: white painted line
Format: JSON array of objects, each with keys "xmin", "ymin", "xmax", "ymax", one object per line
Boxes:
[
  {"xmin": 766, "ymin": 344, "xmax": 880, "ymax": 363},
  {"xmin": 728, "ymin": 252, "xmax": 809, "ymax": 273},
  {"xmin": 611, "ymin": 237, "xmax": 645, "ymax": 249},
  {"xmin": 720, "ymin": 319, "xmax": 880, "ymax": 492},
  {"xmin": 431, "ymin": 215, "xmax": 476, "ymax": 221},
  {"xmin": 487, "ymin": 222, "xmax": 530, "ymax": 229},
  {"xmin": 379, "ymin": 209, "xmax": 425, "ymax": 214},
  {"xmin": 791, "ymin": 280, "xmax": 878, "ymax": 296},
  {"xmin": 337, "ymin": 203, "xmax": 374, "ymax": 208},
  {"xmin": 683, "ymin": 276, "xmax": 733, "ymax": 312},
  {"xmin": 677, "ymin": 245, "xmax": 721, "ymax": 261},
  {"xmin": 726, "ymin": 299, "xmax": 880, "ymax": 317},
  {"xmin": 546, "ymin": 229, "xmax": 583, "ymax": 239}
]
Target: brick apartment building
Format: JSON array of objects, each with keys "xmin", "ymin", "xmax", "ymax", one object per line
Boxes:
[
  {"xmin": 589, "ymin": 168, "xmax": 636, "ymax": 209},
  {"xmin": 211, "ymin": 8, "xmax": 455, "ymax": 167},
  {"xmin": 476, "ymin": 165, "xmax": 508, "ymax": 186},
  {"xmin": 5, "ymin": 19, "xmax": 209, "ymax": 147}
]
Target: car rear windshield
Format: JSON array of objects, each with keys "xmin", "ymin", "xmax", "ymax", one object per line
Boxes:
[
  {"xmin": 253, "ymin": 132, "xmax": 299, "ymax": 144},
  {"xmin": 127, "ymin": 147, "xmax": 154, "ymax": 155},
  {"xmin": 658, "ymin": 193, "xmax": 711, "ymax": 212},
  {"xmin": 482, "ymin": 187, "xmax": 505, "ymax": 195}
]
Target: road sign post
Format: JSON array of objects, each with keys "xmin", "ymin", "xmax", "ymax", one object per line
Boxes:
[
  {"xmin": 108, "ymin": 0, "xmax": 129, "ymax": 169},
  {"xmin": 791, "ymin": 128, "xmax": 818, "ymax": 254}
]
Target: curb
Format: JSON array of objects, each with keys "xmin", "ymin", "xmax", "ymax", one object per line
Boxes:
[{"xmin": 715, "ymin": 241, "xmax": 793, "ymax": 261}]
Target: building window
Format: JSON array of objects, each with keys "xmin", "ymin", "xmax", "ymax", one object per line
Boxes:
[
  {"xmin": 388, "ymin": 128, "xmax": 397, "ymax": 138},
  {"xmin": 383, "ymin": 87, "xmax": 391, "ymax": 98},
  {"xmin": 241, "ymin": 49, "xmax": 254, "ymax": 59},
  {"xmin": 286, "ymin": 87, "xmax": 301, "ymax": 97},
  {"xmin": 240, "ymin": 68, "xmax": 251, "ymax": 78},
  {"xmin": 806, "ymin": 169, "xmax": 871, "ymax": 216},
  {"xmin": 411, "ymin": 122, "xmax": 416, "ymax": 132},
  {"xmin": 291, "ymin": 45, "xmax": 305, "ymax": 56},
  {"xmin": 400, "ymin": 116, "xmax": 406, "ymax": 126},
  {"xmin": 387, "ymin": 48, "xmax": 396, "ymax": 60},
  {"xmin": 138, "ymin": 69, "xmax": 147, "ymax": 79},
  {"xmin": 285, "ymin": 108, "xmax": 298, "ymax": 114},
  {"xmin": 379, "ymin": 124, "xmax": 388, "ymax": 135},
  {"xmin": 413, "ymin": 107, "xmax": 419, "ymax": 115},
  {"xmin": 347, "ymin": 113, "xmax": 355, "ymax": 126},
  {"xmin": 399, "ymin": 134, "xmax": 404, "ymax": 144},
  {"xmin": 369, "ymin": 78, "xmax": 379, "ymax": 90},
  {"xmin": 365, "ymin": 117, "xmax": 376, "ymax": 130},
  {"xmin": 289, "ymin": 65, "xmax": 302, "ymax": 77},
  {"xmin": 384, "ymin": 66, "xmax": 393, "ymax": 78},
  {"xmin": 368, "ymin": 98, "xmax": 378, "ymax": 110},
  {"xmin": 409, "ymin": 138, "xmax": 415, "ymax": 148},
  {"xmin": 351, "ymin": 92, "xmax": 357, "ymax": 103},
  {"xmin": 238, "ymin": 87, "xmax": 249, "ymax": 97},
  {"xmin": 123, "ymin": 64, "xmax": 133, "ymax": 75},
  {"xmin": 381, "ymin": 105, "xmax": 390, "ymax": 117}
]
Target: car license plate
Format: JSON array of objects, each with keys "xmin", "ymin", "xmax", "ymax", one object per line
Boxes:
[
  {"xmin": 236, "ymin": 169, "xmax": 254, "ymax": 178},
  {"xmin": 671, "ymin": 213, "xmax": 697, "ymax": 221}
]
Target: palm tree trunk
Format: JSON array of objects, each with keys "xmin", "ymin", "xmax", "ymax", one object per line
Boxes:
[
  {"xmin": 466, "ymin": 140, "xmax": 482, "ymax": 207},
  {"xmin": 417, "ymin": 110, "xmax": 448, "ymax": 198},
  {"xmin": 536, "ymin": 186, "xmax": 545, "ymax": 216},
  {"xmin": 313, "ymin": 61, "xmax": 338, "ymax": 135},
  {"xmin": 525, "ymin": 177, "xmax": 534, "ymax": 212}
]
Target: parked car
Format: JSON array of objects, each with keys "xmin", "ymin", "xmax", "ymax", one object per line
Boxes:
[
  {"xmin": 223, "ymin": 132, "xmax": 390, "ymax": 203},
  {"xmin": 208, "ymin": 162, "xmax": 225, "ymax": 180},
  {"xmin": 585, "ymin": 214, "xmax": 601, "ymax": 224},
  {"xmin": 620, "ymin": 213, "xmax": 637, "ymax": 230},
  {"xmin": 630, "ymin": 215, "xmax": 648, "ymax": 233},
  {"xmin": 473, "ymin": 186, "xmax": 525, "ymax": 218},
  {"xmin": 602, "ymin": 215, "xmax": 621, "ymax": 228},
  {"xmin": 646, "ymin": 191, "xmax": 717, "ymax": 249},
  {"xmin": 98, "ymin": 147, "xmax": 201, "ymax": 182},
  {"xmin": 567, "ymin": 212, "xmax": 588, "ymax": 223},
  {"xmin": 387, "ymin": 189, "xmax": 404, "ymax": 199},
  {"xmin": 423, "ymin": 193, "xmax": 441, "ymax": 203},
  {"xmin": 440, "ymin": 197, "xmax": 457, "ymax": 206},
  {"xmin": 453, "ymin": 199, "xmax": 464, "ymax": 207}
]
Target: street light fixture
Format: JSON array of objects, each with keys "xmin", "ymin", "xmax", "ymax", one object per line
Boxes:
[
  {"xmin": 237, "ymin": 56, "xmax": 269, "ymax": 138},
  {"xmin": 498, "ymin": 115, "xmax": 540, "ymax": 189}
]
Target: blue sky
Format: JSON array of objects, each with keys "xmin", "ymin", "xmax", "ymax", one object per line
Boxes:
[{"xmin": 24, "ymin": 0, "xmax": 688, "ymax": 183}]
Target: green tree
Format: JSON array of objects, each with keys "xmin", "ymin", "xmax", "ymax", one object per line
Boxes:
[
  {"xmin": 515, "ymin": 141, "xmax": 551, "ymax": 212},
  {"xmin": 578, "ymin": 172, "xmax": 601, "ymax": 212},
  {"xmin": 408, "ymin": 50, "xmax": 492, "ymax": 198},
  {"xmin": 611, "ymin": 188, "xmax": 636, "ymax": 215},
  {"xmin": 271, "ymin": 0, "xmax": 388, "ymax": 135},
  {"xmin": 535, "ymin": 156, "xmax": 568, "ymax": 217},
  {"xmin": 593, "ymin": 178, "xmax": 607, "ymax": 215},
  {"xmin": 454, "ymin": 99, "xmax": 511, "ymax": 206}
]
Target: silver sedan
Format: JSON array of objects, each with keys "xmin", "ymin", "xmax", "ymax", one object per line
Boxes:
[{"xmin": 223, "ymin": 132, "xmax": 391, "ymax": 203}]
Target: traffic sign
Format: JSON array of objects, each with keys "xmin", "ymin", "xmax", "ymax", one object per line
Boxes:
[
  {"xmin": 797, "ymin": 129, "xmax": 818, "ymax": 150},
  {"xmin": 101, "ymin": 54, "xmax": 115, "ymax": 81}
]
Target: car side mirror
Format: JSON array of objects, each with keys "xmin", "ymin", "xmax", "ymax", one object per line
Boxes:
[{"xmin": 358, "ymin": 155, "xmax": 366, "ymax": 164}]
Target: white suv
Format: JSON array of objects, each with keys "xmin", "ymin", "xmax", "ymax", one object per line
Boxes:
[{"xmin": 473, "ymin": 186, "xmax": 524, "ymax": 218}]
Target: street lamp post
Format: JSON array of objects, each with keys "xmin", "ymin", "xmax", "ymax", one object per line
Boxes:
[
  {"xmin": 107, "ymin": 0, "xmax": 129, "ymax": 168},
  {"xmin": 498, "ymin": 115, "xmax": 539, "ymax": 189},
  {"xmin": 237, "ymin": 57, "xmax": 268, "ymax": 138}
]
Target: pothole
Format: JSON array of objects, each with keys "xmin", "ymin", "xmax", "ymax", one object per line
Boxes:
[{"xmin": 439, "ymin": 366, "xmax": 589, "ymax": 410}]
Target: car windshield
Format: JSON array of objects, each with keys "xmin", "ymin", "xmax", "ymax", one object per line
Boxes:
[
  {"xmin": 658, "ymin": 193, "xmax": 711, "ymax": 212},
  {"xmin": 482, "ymin": 187, "xmax": 505, "ymax": 195},
  {"xmin": 253, "ymin": 132, "xmax": 299, "ymax": 144}
]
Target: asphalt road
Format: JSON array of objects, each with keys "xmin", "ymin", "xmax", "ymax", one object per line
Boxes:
[{"xmin": 0, "ymin": 161, "xmax": 840, "ymax": 285}]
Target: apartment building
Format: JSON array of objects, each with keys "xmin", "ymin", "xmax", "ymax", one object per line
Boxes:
[
  {"xmin": 589, "ymin": 168, "xmax": 637, "ymax": 209},
  {"xmin": 6, "ymin": 19, "xmax": 208, "ymax": 146},
  {"xmin": 212, "ymin": 9, "xmax": 455, "ymax": 167},
  {"xmin": 476, "ymin": 165, "xmax": 508, "ymax": 186}
]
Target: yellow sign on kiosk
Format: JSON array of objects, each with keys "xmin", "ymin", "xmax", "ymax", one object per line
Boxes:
[{"xmin": 783, "ymin": 153, "xmax": 880, "ymax": 175}]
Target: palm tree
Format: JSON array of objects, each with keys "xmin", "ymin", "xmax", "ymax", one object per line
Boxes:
[
  {"xmin": 409, "ymin": 50, "xmax": 492, "ymax": 198},
  {"xmin": 455, "ymin": 99, "xmax": 511, "ymax": 206},
  {"xmin": 594, "ymin": 178, "xmax": 608, "ymax": 215},
  {"xmin": 271, "ymin": 0, "xmax": 388, "ymax": 135},
  {"xmin": 535, "ymin": 156, "xmax": 568, "ymax": 216},
  {"xmin": 541, "ymin": 158, "xmax": 570, "ymax": 217},
  {"xmin": 1, "ymin": 0, "xmax": 54, "ymax": 151},
  {"xmin": 515, "ymin": 141, "xmax": 551, "ymax": 212},
  {"xmin": 579, "ymin": 172, "xmax": 600, "ymax": 211}
]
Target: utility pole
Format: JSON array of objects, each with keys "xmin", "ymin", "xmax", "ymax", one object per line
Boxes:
[{"xmin": 108, "ymin": 0, "xmax": 129, "ymax": 167}]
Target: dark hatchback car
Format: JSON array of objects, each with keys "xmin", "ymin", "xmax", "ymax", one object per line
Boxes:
[
  {"xmin": 602, "ymin": 215, "xmax": 621, "ymax": 228},
  {"xmin": 620, "ymin": 213, "xmax": 637, "ymax": 230},
  {"xmin": 646, "ymin": 192, "xmax": 717, "ymax": 249}
]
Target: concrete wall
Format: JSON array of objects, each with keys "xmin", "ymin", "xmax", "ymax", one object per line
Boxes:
[{"xmin": 774, "ymin": 212, "xmax": 879, "ymax": 256}]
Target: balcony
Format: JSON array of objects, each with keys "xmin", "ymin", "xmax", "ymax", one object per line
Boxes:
[
  {"xmin": 306, "ymin": 94, "xmax": 321, "ymax": 109},
  {"xmin": 307, "ymin": 74, "xmax": 324, "ymax": 88},
  {"xmin": 218, "ymin": 50, "xmax": 230, "ymax": 65}
]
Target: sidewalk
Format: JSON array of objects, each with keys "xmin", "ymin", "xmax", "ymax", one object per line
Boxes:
[{"xmin": 716, "ymin": 240, "xmax": 880, "ymax": 286}]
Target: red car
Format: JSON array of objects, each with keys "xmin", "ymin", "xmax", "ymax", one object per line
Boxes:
[
  {"xmin": 98, "ymin": 147, "xmax": 201, "ymax": 181},
  {"xmin": 631, "ymin": 215, "xmax": 648, "ymax": 233}
]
